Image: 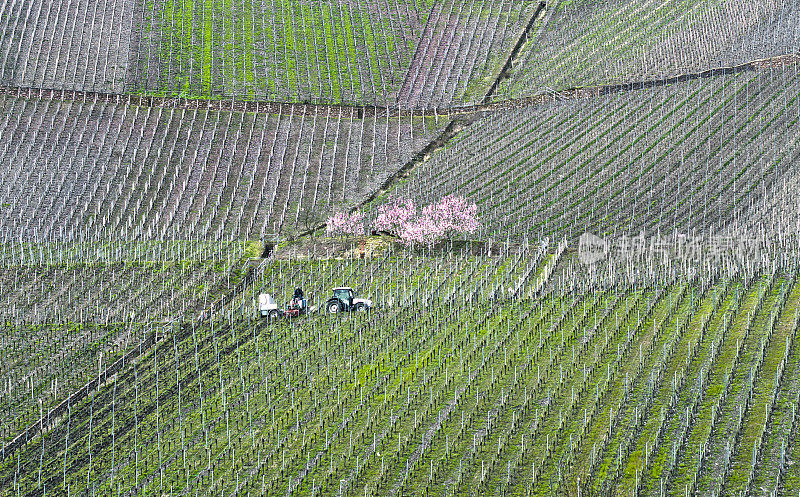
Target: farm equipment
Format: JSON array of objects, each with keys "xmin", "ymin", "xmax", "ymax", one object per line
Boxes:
[
  {"xmin": 284, "ymin": 289, "xmax": 310, "ymax": 318},
  {"xmin": 259, "ymin": 287, "xmax": 371, "ymax": 318},
  {"xmin": 258, "ymin": 288, "xmax": 310, "ymax": 320},
  {"xmin": 325, "ymin": 287, "xmax": 373, "ymax": 314},
  {"xmin": 257, "ymin": 293, "xmax": 282, "ymax": 320}
]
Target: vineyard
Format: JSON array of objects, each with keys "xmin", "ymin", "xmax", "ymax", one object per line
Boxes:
[
  {"xmin": 398, "ymin": 64, "xmax": 800, "ymax": 241},
  {"xmin": 0, "ymin": 240, "xmax": 254, "ymax": 447},
  {"xmin": 0, "ymin": 0, "xmax": 136, "ymax": 93},
  {"xmin": 494, "ymin": 0, "xmax": 800, "ymax": 100},
  {"xmin": 0, "ymin": 0, "xmax": 541, "ymax": 106},
  {"xmin": 136, "ymin": 0, "xmax": 543, "ymax": 106},
  {"xmin": 0, "ymin": 240, "xmax": 255, "ymax": 323},
  {"xmin": 2, "ymin": 0, "xmax": 800, "ymax": 495},
  {"xmin": 0, "ymin": 97, "xmax": 442, "ymax": 238},
  {"xmin": 3, "ymin": 253, "xmax": 800, "ymax": 495}
]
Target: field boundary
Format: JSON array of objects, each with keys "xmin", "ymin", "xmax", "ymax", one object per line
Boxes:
[
  {"xmin": 483, "ymin": 1, "xmax": 547, "ymax": 103},
  {"xmin": 0, "ymin": 55, "xmax": 795, "ymax": 118}
]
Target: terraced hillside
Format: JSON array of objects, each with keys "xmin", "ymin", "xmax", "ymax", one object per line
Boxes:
[
  {"xmin": 737, "ymin": 165, "xmax": 800, "ymax": 235},
  {"xmin": 2, "ymin": 1, "xmax": 800, "ymax": 496},
  {"xmin": 0, "ymin": 240, "xmax": 254, "ymax": 456},
  {"xmin": 10, "ymin": 0, "xmax": 796, "ymax": 107},
  {"xmin": 396, "ymin": 64, "xmax": 800, "ymax": 241},
  {"xmin": 1, "ymin": 0, "xmax": 541, "ymax": 106},
  {"xmin": 245, "ymin": 239, "xmax": 553, "ymax": 307},
  {"xmin": 0, "ymin": 322, "xmax": 146, "ymax": 446},
  {"xmin": 136, "ymin": 0, "xmax": 541, "ymax": 106},
  {"xmin": 0, "ymin": 96, "xmax": 443, "ymax": 239},
  {"xmin": 0, "ymin": 240, "xmax": 254, "ymax": 324},
  {"xmin": 3, "ymin": 260, "xmax": 800, "ymax": 496},
  {"xmin": 0, "ymin": 0, "xmax": 136, "ymax": 93},
  {"xmin": 134, "ymin": 0, "xmax": 431, "ymax": 102},
  {"xmin": 494, "ymin": 0, "xmax": 800, "ymax": 100}
]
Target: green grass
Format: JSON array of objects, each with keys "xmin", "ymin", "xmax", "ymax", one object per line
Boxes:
[{"xmin": 141, "ymin": 0, "xmax": 410, "ymax": 103}]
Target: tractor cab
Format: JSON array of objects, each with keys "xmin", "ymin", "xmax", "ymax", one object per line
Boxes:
[
  {"xmin": 326, "ymin": 287, "xmax": 372, "ymax": 314},
  {"xmin": 333, "ymin": 287, "xmax": 354, "ymax": 306}
]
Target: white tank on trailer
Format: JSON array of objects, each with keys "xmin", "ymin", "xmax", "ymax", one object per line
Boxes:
[{"xmin": 258, "ymin": 293, "xmax": 281, "ymax": 319}]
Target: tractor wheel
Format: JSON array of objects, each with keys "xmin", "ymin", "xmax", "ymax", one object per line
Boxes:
[
  {"xmin": 268, "ymin": 309, "xmax": 281, "ymax": 321},
  {"xmin": 327, "ymin": 301, "xmax": 341, "ymax": 314},
  {"xmin": 354, "ymin": 303, "xmax": 367, "ymax": 313}
]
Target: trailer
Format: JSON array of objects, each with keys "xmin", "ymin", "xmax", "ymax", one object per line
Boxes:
[{"xmin": 258, "ymin": 289, "xmax": 310, "ymax": 320}]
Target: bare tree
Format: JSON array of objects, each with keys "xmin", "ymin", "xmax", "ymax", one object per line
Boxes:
[{"xmin": 296, "ymin": 200, "xmax": 328, "ymax": 237}]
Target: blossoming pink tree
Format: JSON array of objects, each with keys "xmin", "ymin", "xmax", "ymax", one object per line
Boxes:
[
  {"xmin": 398, "ymin": 195, "xmax": 480, "ymax": 248},
  {"xmin": 399, "ymin": 215, "xmax": 445, "ymax": 247},
  {"xmin": 374, "ymin": 197, "xmax": 416, "ymax": 236},
  {"xmin": 325, "ymin": 195, "xmax": 479, "ymax": 250},
  {"xmin": 425, "ymin": 195, "xmax": 480, "ymax": 241},
  {"xmin": 326, "ymin": 211, "xmax": 365, "ymax": 238}
]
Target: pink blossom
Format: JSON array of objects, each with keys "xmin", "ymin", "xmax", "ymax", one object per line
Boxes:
[
  {"xmin": 399, "ymin": 215, "xmax": 444, "ymax": 247},
  {"xmin": 374, "ymin": 197, "xmax": 416, "ymax": 236},
  {"xmin": 425, "ymin": 195, "xmax": 481, "ymax": 239},
  {"xmin": 326, "ymin": 211, "xmax": 365, "ymax": 237},
  {"xmin": 385, "ymin": 194, "xmax": 480, "ymax": 247}
]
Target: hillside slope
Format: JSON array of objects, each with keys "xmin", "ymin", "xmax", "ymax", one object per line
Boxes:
[
  {"xmin": 0, "ymin": 0, "xmax": 136, "ymax": 93},
  {"xmin": 3, "ymin": 268, "xmax": 800, "ymax": 496},
  {"xmin": 0, "ymin": 97, "xmax": 443, "ymax": 239},
  {"xmin": 396, "ymin": 65, "xmax": 800, "ymax": 241},
  {"xmin": 1, "ymin": 0, "xmax": 542, "ymax": 106},
  {"xmin": 495, "ymin": 0, "xmax": 800, "ymax": 99}
]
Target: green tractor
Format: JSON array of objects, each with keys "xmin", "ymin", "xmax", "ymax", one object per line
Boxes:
[{"xmin": 325, "ymin": 287, "xmax": 373, "ymax": 314}]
